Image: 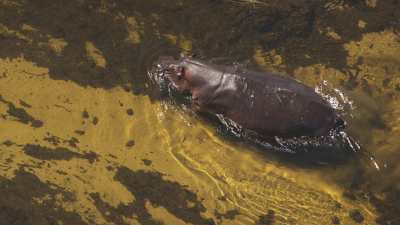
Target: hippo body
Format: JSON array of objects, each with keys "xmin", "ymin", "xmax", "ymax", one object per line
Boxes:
[{"xmin": 155, "ymin": 57, "xmax": 343, "ymax": 139}]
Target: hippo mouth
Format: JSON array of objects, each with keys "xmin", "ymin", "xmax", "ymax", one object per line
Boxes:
[{"xmin": 147, "ymin": 57, "xmax": 176, "ymax": 93}]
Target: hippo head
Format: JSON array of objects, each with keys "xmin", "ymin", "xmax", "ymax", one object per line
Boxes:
[
  {"xmin": 152, "ymin": 55, "xmax": 220, "ymax": 95},
  {"xmin": 155, "ymin": 56, "xmax": 191, "ymax": 93}
]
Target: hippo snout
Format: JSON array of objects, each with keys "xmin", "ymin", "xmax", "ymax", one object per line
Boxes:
[
  {"xmin": 154, "ymin": 56, "xmax": 191, "ymax": 92},
  {"xmin": 148, "ymin": 56, "xmax": 176, "ymax": 82}
]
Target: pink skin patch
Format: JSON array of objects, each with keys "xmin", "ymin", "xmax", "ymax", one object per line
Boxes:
[{"xmin": 165, "ymin": 65, "xmax": 191, "ymax": 92}]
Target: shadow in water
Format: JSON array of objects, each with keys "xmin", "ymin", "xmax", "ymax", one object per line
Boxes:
[
  {"xmin": 0, "ymin": 169, "xmax": 89, "ymax": 225},
  {"xmin": 89, "ymin": 166, "xmax": 215, "ymax": 225}
]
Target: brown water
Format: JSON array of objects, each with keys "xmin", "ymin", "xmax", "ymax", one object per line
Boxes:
[{"xmin": 0, "ymin": 0, "xmax": 399, "ymax": 224}]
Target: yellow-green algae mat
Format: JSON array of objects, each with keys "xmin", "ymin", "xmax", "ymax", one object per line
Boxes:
[{"xmin": 0, "ymin": 59, "xmax": 378, "ymax": 225}]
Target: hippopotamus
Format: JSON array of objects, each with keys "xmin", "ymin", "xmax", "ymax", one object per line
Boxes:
[{"xmin": 152, "ymin": 56, "xmax": 344, "ymax": 140}]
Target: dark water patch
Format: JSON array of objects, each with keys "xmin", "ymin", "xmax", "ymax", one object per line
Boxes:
[
  {"xmin": 369, "ymin": 188, "xmax": 400, "ymax": 225},
  {"xmin": 19, "ymin": 99, "xmax": 32, "ymax": 108},
  {"xmin": 23, "ymin": 144, "xmax": 82, "ymax": 160},
  {"xmin": 74, "ymin": 130, "xmax": 85, "ymax": 135},
  {"xmin": 113, "ymin": 166, "xmax": 215, "ymax": 225},
  {"xmin": 349, "ymin": 209, "xmax": 364, "ymax": 223},
  {"xmin": 43, "ymin": 133, "xmax": 62, "ymax": 146},
  {"xmin": 65, "ymin": 137, "xmax": 79, "ymax": 148},
  {"xmin": 0, "ymin": 95, "xmax": 43, "ymax": 128},
  {"xmin": 44, "ymin": 133, "xmax": 82, "ymax": 151},
  {"xmin": 0, "ymin": 169, "xmax": 88, "ymax": 225},
  {"xmin": 142, "ymin": 159, "xmax": 152, "ymax": 166},
  {"xmin": 56, "ymin": 170, "xmax": 68, "ymax": 175},
  {"xmin": 215, "ymin": 209, "xmax": 240, "ymax": 221},
  {"xmin": 81, "ymin": 110, "xmax": 99, "ymax": 126},
  {"xmin": 126, "ymin": 140, "xmax": 135, "ymax": 148},
  {"xmin": 2, "ymin": 140, "xmax": 16, "ymax": 147},
  {"xmin": 256, "ymin": 209, "xmax": 275, "ymax": 225},
  {"xmin": 82, "ymin": 110, "xmax": 89, "ymax": 119},
  {"xmin": 341, "ymin": 171, "xmax": 400, "ymax": 225},
  {"xmin": 0, "ymin": 0, "xmax": 166, "ymax": 93},
  {"xmin": 123, "ymin": 85, "xmax": 132, "ymax": 93},
  {"xmin": 30, "ymin": 120, "xmax": 44, "ymax": 128},
  {"xmin": 331, "ymin": 215, "xmax": 341, "ymax": 224},
  {"xmin": 92, "ymin": 116, "xmax": 98, "ymax": 125},
  {"xmin": 23, "ymin": 144, "xmax": 98, "ymax": 163},
  {"xmin": 89, "ymin": 192, "xmax": 162, "ymax": 225},
  {"xmin": 126, "ymin": 108, "xmax": 134, "ymax": 116},
  {"xmin": 54, "ymin": 104, "xmax": 72, "ymax": 112},
  {"xmin": 106, "ymin": 165, "xmax": 114, "ymax": 171},
  {"xmin": 107, "ymin": 154, "xmax": 117, "ymax": 159},
  {"xmin": 0, "ymin": 71, "xmax": 6, "ymax": 78},
  {"xmin": 83, "ymin": 151, "xmax": 98, "ymax": 164},
  {"xmin": 265, "ymin": 0, "xmax": 400, "ymax": 72}
]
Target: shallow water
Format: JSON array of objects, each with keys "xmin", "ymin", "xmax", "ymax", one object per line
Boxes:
[{"xmin": 0, "ymin": 0, "xmax": 399, "ymax": 224}]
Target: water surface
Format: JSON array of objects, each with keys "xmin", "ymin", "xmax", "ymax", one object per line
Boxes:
[{"xmin": 0, "ymin": 0, "xmax": 399, "ymax": 224}]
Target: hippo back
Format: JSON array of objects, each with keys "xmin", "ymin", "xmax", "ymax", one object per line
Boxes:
[{"xmin": 203, "ymin": 66, "xmax": 341, "ymax": 138}]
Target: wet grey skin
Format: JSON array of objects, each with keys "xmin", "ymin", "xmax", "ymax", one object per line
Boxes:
[{"xmin": 155, "ymin": 56, "xmax": 344, "ymax": 138}]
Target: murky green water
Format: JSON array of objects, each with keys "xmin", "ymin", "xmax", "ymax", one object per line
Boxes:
[{"xmin": 0, "ymin": 0, "xmax": 399, "ymax": 224}]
